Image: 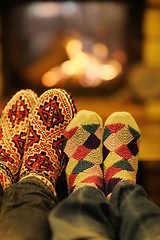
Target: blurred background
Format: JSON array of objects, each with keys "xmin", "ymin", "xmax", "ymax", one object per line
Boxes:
[{"xmin": 0, "ymin": 0, "xmax": 160, "ymax": 204}]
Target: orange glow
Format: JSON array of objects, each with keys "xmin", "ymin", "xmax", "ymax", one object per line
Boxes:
[
  {"xmin": 41, "ymin": 69, "xmax": 61, "ymax": 87},
  {"xmin": 64, "ymin": 38, "xmax": 123, "ymax": 84},
  {"xmin": 28, "ymin": 3, "xmax": 62, "ymax": 18},
  {"xmin": 72, "ymin": 52, "xmax": 90, "ymax": 71},
  {"xmin": 79, "ymin": 75, "xmax": 102, "ymax": 87},
  {"xmin": 65, "ymin": 38, "xmax": 83, "ymax": 59},
  {"xmin": 61, "ymin": 60, "xmax": 78, "ymax": 75},
  {"xmin": 109, "ymin": 60, "xmax": 122, "ymax": 72},
  {"xmin": 62, "ymin": 50, "xmax": 90, "ymax": 76},
  {"xmin": 42, "ymin": 38, "xmax": 123, "ymax": 88},
  {"xmin": 93, "ymin": 43, "xmax": 108, "ymax": 59},
  {"xmin": 100, "ymin": 60, "xmax": 122, "ymax": 81},
  {"xmin": 84, "ymin": 61, "xmax": 100, "ymax": 80},
  {"xmin": 113, "ymin": 49, "xmax": 127, "ymax": 64}
]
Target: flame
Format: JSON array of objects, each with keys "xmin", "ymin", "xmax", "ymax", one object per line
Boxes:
[
  {"xmin": 41, "ymin": 67, "xmax": 61, "ymax": 87},
  {"xmin": 100, "ymin": 60, "xmax": 122, "ymax": 81},
  {"xmin": 28, "ymin": 3, "xmax": 62, "ymax": 18},
  {"xmin": 93, "ymin": 43, "xmax": 108, "ymax": 60},
  {"xmin": 41, "ymin": 37, "xmax": 123, "ymax": 88},
  {"xmin": 61, "ymin": 60, "xmax": 78, "ymax": 76},
  {"xmin": 66, "ymin": 38, "xmax": 83, "ymax": 59}
]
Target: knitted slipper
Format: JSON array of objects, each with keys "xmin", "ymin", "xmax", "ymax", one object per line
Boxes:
[
  {"xmin": 20, "ymin": 88, "xmax": 77, "ymax": 195},
  {"xmin": 64, "ymin": 110, "xmax": 104, "ymax": 193},
  {"xmin": 0, "ymin": 89, "xmax": 38, "ymax": 191},
  {"xmin": 102, "ymin": 112, "xmax": 141, "ymax": 198}
]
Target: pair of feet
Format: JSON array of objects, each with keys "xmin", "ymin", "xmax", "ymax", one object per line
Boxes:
[
  {"xmin": 64, "ymin": 110, "xmax": 141, "ymax": 198},
  {"xmin": 0, "ymin": 89, "xmax": 77, "ymax": 195},
  {"xmin": 0, "ymin": 88, "xmax": 141, "ymax": 199}
]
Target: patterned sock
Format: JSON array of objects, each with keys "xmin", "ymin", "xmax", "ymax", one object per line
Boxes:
[
  {"xmin": 20, "ymin": 88, "xmax": 77, "ymax": 195},
  {"xmin": 63, "ymin": 110, "xmax": 104, "ymax": 193},
  {"xmin": 103, "ymin": 112, "xmax": 141, "ymax": 198},
  {"xmin": 0, "ymin": 89, "xmax": 38, "ymax": 191}
]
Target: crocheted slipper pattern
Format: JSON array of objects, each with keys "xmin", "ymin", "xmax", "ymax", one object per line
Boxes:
[
  {"xmin": 103, "ymin": 112, "xmax": 141, "ymax": 196},
  {"xmin": 20, "ymin": 88, "xmax": 77, "ymax": 195},
  {"xmin": 0, "ymin": 89, "xmax": 38, "ymax": 190}
]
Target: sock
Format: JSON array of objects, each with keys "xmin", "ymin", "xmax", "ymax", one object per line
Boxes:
[
  {"xmin": 0, "ymin": 89, "xmax": 38, "ymax": 190},
  {"xmin": 63, "ymin": 110, "xmax": 104, "ymax": 193},
  {"xmin": 20, "ymin": 88, "xmax": 77, "ymax": 195},
  {"xmin": 0, "ymin": 166, "xmax": 12, "ymax": 191},
  {"xmin": 103, "ymin": 112, "xmax": 141, "ymax": 198}
]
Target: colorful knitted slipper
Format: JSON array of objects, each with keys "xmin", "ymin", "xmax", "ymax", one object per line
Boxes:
[
  {"xmin": 20, "ymin": 88, "xmax": 77, "ymax": 195},
  {"xmin": 63, "ymin": 110, "xmax": 104, "ymax": 193},
  {"xmin": 0, "ymin": 89, "xmax": 38, "ymax": 191},
  {"xmin": 102, "ymin": 112, "xmax": 141, "ymax": 198}
]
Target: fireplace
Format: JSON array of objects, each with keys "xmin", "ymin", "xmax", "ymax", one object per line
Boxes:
[{"xmin": 1, "ymin": 1, "xmax": 144, "ymax": 96}]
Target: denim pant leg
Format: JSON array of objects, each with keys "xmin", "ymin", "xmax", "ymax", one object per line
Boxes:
[
  {"xmin": 110, "ymin": 181, "xmax": 160, "ymax": 240},
  {"xmin": 0, "ymin": 177, "xmax": 57, "ymax": 240},
  {"xmin": 49, "ymin": 186, "xmax": 120, "ymax": 240}
]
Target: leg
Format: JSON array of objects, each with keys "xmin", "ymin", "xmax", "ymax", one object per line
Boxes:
[
  {"xmin": 102, "ymin": 111, "xmax": 160, "ymax": 240},
  {"xmin": 0, "ymin": 177, "xmax": 56, "ymax": 240},
  {"xmin": 0, "ymin": 89, "xmax": 38, "ymax": 210},
  {"xmin": 49, "ymin": 186, "xmax": 120, "ymax": 240},
  {"xmin": 0, "ymin": 88, "xmax": 77, "ymax": 239},
  {"xmin": 49, "ymin": 110, "xmax": 119, "ymax": 240},
  {"xmin": 111, "ymin": 181, "xmax": 160, "ymax": 240}
]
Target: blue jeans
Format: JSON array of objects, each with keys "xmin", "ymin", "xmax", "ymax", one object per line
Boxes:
[{"xmin": 0, "ymin": 178, "xmax": 160, "ymax": 240}]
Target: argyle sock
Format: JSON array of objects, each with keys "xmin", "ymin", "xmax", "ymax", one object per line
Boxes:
[
  {"xmin": 20, "ymin": 89, "xmax": 77, "ymax": 195},
  {"xmin": 103, "ymin": 112, "xmax": 141, "ymax": 198},
  {"xmin": 0, "ymin": 89, "xmax": 38, "ymax": 191},
  {"xmin": 63, "ymin": 110, "xmax": 104, "ymax": 193}
]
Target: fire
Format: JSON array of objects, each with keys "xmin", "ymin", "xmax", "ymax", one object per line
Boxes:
[{"xmin": 41, "ymin": 38, "xmax": 122, "ymax": 87}]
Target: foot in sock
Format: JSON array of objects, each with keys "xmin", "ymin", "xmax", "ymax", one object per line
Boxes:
[
  {"xmin": 63, "ymin": 110, "xmax": 104, "ymax": 193},
  {"xmin": 102, "ymin": 112, "xmax": 141, "ymax": 198},
  {"xmin": 20, "ymin": 88, "xmax": 77, "ymax": 195},
  {"xmin": 0, "ymin": 90, "xmax": 38, "ymax": 191}
]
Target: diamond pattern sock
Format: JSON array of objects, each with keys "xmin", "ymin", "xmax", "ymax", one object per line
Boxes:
[
  {"xmin": 20, "ymin": 88, "xmax": 77, "ymax": 195},
  {"xmin": 64, "ymin": 110, "xmax": 104, "ymax": 193},
  {"xmin": 0, "ymin": 89, "xmax": 38, "ymax": 190},
  {"xmin": 103, "ymin": 112, "xmax": 141, "ymax": 198}
]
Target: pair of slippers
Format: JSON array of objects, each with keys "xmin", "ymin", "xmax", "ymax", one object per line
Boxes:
[{"xmin": 0, "ymin": 89, "xmax": 76, "ymax": 195}]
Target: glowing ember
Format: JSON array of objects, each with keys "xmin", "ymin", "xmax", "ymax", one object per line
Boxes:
[
  {"xmin": 41, "ymin": 37, "xmax": 123, "ymax": 87},
  {"xmin": 66, "ymin": 38, "xmax": 83, "ymax": 59},
  {"xmin": 93, "ymin": 43, "xmax": 109, "ymax": 60}
]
